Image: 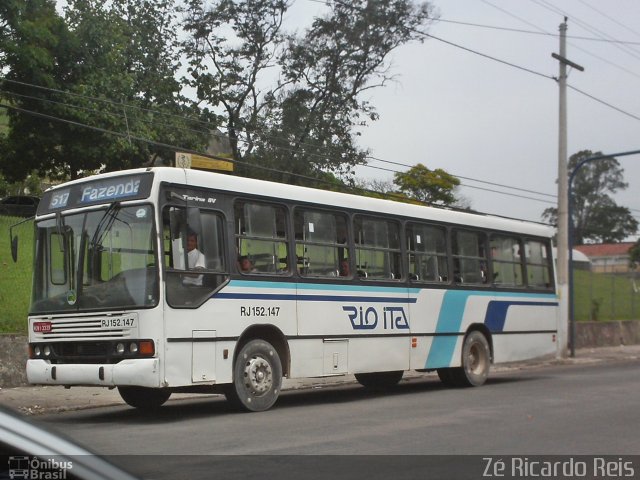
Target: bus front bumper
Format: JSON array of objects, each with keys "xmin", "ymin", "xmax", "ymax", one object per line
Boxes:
[{"xmin": 26, "ymin": 359, "xmax": 161, "ymax": 388}]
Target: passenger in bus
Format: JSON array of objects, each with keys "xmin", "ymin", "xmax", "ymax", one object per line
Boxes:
[
  {"xmin": 238, "ymin": 256, "xmax": 257, "ymax": 273},
  {"xmin": 183, "ymin": 229, "xmax": 206, "ymax": 286},
  {"xmin": 339, "ymin": 258, "xmax": 350, "ymax": 277}
]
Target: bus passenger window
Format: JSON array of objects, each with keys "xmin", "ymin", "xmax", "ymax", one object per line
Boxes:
[
  {"xmin": 354, "ymin": 216, "xmax": 401, "ymax": 281},
  {"xmin": 490, "ymin": 235, "xmax": 524, "ymax": 287},
  {"xmin": 406, "ymin": 223, "xmax": 448, "ymax": 283},
  {"xmin": 294, "ymin": 209, "xmax": 349, "ymax": 278},
  {"xmin": 452, "ymin": 229, "xmax": 488, "ymax": 286},
  {"xmin": 235, "ymin": 201, "xmax": 289, "ymax": 275},
  {"xmin": 525, "ymin": 239, "xmax": 553, "ymax": 289}
]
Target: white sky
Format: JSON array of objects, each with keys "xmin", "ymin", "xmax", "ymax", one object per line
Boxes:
[{"xmin": 288, "ymin": 0, "xmax": 640, "ymax": 231}]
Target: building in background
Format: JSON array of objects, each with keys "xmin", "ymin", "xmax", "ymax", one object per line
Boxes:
[{"xmin": 574, "ymin": 243, "xmax": 635, "ymax": 274}]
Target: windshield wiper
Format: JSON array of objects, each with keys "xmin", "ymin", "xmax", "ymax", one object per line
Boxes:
[
  {"xmin": 89, "ymin": 202, "xmax": 121, "ymax": 250},
  {"xmin": 55, "ymin": 211, "xmax": 66, "ymax": 253}
]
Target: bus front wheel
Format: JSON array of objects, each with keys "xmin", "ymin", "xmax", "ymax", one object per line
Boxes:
[
  {"xmin": 437, "ymin": 330, "xmax": 490, "ymax": 388},
  {"xmin": 118, "ymin": 386, "xmax": 171, "ymax": 409},
  {"xmin": 226, "ymin": 339, "xmax": 283, "ymax": 412}
]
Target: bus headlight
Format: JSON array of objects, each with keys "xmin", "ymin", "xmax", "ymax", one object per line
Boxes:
[
  {"xmin": 34, "ymin": 346, "xmax": 42, "ymax": 357},
  {"xmin": 129, "ymin": 343, "xmax": 138, "ymax": 354},
  {"xmin": 43, "ymin": 346, "xmax": 51, "ymax": 357},
  {"xmin": 115, "ymin": 343, "xmax": 125, "ymax": 355}
]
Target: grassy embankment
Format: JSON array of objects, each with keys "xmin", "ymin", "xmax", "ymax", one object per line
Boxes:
[{"xmin": 0, "ymin": 215, "xmax": 33, "ymax": 333}]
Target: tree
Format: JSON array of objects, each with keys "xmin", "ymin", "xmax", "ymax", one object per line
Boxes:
[
  {"xmin": 393, "ymin": 163, "xmax": 461, "ymax": 206},
  {"xmin": 182, "ymin": 0, "xmax": 435, "ymax": 186},
  {"xmin": 0, "ymin": 0, "xmax": 209, "ymax": 182},
  {"xmin": 542, "ymin": 150, "xmax": 638, "ymax": 244},
  {"xmin": 0, "ymin": 0, "xmax": 72, "ymax": 180}
]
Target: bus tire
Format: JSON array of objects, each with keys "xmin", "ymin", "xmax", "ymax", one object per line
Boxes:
[
  {"xmin": 354, "ymin": 371, "xmax": 404, "ymax": 390},
  {"xmin": 118, "ymin": 386, "xmax": 171, "ymax": 409},
  {"xmin": 439, "ymin": 330, "xmax": 491, "ymax": 388},
  {"xmin": 226, "ymin": 339, "xmax": 282, "ymax": 412},
  {"xmin": 436, "ymin": 368, "xmax": 455, "ymax": 387}
]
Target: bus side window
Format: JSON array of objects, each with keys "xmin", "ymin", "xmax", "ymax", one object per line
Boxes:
[
  {"xmin": 525, "ymin": 239, "xmax": 553, "ymax": 289},
  {"xmin": 354, "ymin": 216, "xmax": 402, "ymax": 281},
  {"xmin": 235, "ymin": 201, "xmax": 289, "ymax": 275},
  {"xmin": 452, "ymin": 229, "xmax": 488, "ymax": 286},
  {"xmin": 490, "ymin": 235, "xmax": 524, "ymax": 287},
  {"xmin": 163, "ymin": 206, "xmax": 228, "ymax": 308},
  {"xmin": 294, "ymin": 208, "xmax": 349, "ymax": 278},
  {"xmin": 406, "ymin": 223, "xmax": 448, "ymax": 283}
]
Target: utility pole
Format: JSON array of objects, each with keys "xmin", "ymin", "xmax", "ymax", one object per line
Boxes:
[{"xmin": 552, "ymin": 17, "xmax": 583, "ymax": 358}]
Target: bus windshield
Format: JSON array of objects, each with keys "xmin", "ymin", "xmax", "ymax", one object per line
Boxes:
[{"xmin": 30, "ymin": 204, "xmax": 159, "ymax": 314}]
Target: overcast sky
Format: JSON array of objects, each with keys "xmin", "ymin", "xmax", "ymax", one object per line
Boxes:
[{"xmin": 288, "ymin": 0, "xmax": 640, "ymax": 234}]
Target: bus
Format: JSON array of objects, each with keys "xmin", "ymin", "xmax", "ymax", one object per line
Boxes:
[{"xmin": 23, "ymin": 167, "xmax": 558, "ymax": 412}]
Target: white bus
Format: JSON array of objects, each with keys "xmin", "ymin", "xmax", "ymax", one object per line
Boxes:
[{"xmin": 24, "ymin": 167, "xmax": 558, "ymax": 411}]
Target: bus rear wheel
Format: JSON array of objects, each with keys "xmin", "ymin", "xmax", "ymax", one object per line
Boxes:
[
  {"xmin": 355, "ymin": 370, "xmax": 404, "ymax": 390},
  {"xmin": 226, "ymin": 339, "xmax": 283, "ymax": 412},
  {"xmin": 437, "ymin": 330, "xmax": 491, "ymax": 388},
  {"xmin": 118, "ymin": 386, "xmax": 171, "ymax": 409}
]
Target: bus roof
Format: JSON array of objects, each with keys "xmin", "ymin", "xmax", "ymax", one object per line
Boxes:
[{"xmin": 48, "ymin": 167, "xmax": 555, "ymax": 238}]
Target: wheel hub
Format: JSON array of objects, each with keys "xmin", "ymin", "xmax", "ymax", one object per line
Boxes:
[{"xmin": 244, "ymin": 356, "xmax": 273, "ymax": 395}]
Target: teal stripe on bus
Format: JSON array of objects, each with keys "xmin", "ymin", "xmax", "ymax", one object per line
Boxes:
[{"xmin": 425, "ymin": 290, "xmax": 557, "ymax": 369}]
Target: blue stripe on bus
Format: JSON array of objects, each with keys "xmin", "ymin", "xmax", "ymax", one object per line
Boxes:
[
  {"xmin": 484, "ymin": 300, "xmax": 558, "ymax": 332},
  {"xmin": 425, "ymin": 291, "xmax": 558, "ymax": 369},
  {"xmin": 215, "ymin": 293, "xmax": 417, "ymax": 304},
  {"xmin": 228, "ymin": 279, "xmax": 421, "ymax": 294},
  {"xmin": 218, "ymin": 279, "xmax": 420, "ymax": 303}
]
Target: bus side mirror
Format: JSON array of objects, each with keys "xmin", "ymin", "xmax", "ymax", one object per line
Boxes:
[
  {"xmin": 10, "ymin": 233, "xmax": 18, "ymax": 263},
  {"xmin": 9, "ymin": 217, "xmax": 32, "ymax": 263}
]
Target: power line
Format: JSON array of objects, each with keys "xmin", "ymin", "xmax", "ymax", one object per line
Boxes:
[
  {"xmin": 483, "ymin": 0, "xmax": 640, "ymax": 81},
  {"xmin": 417, "ymin": 32, "xmax": 555, "ymax": 80},
  {"xmin": 529, "ymin": 0, "xmax": 640, "ymax": 61},
  {"xmin": 365, "ymin": 155, "xmax": 557, "ymax": 199},
  {"xmin": 0, "ymin": 100, "xmax": 562, "ymax": 220},
  {"xmin": 2, "ymin": 84, "xmax": 637, "ymax": 229},
  {"xmin": 4, "ymin": 100, "xmax": 556, "ymax": 222},
  {"xmin": 436, "ymin": 17, "xmax": 640, "ymax": 45},
  {"xmin": 1, "ymin": 71, "xmax": 634, "ymax": 211},
  {"xmin": 567, "ymin": 84, "xmax": 640, "ymax": 122},
  {"xmin": 0, "ymin": 75, "xmax": 561, "ymax": 200},
  {"xmin": 2, "ymin": 79, "xmax": 560, "ymax": 202},
  {"xmin": 419, "ymin": 32, "xmax": 640, "ymax": 123},
  {"xmin": 576, "ymin": 0, "xmax": 640, "ymax": 41},
  {"xmin": 5, "ymin": 98, "xmax": 630, "ymax": 229}
]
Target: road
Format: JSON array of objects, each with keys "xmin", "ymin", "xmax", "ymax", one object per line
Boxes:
[{"xmin": 34, "ymin": 359, "xmax": 640, "ymax": 479}]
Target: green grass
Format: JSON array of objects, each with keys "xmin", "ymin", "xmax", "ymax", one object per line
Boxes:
[
  {"xmin": 573, "ymin": 269, "xmax": 639, "ymax": 321},
  {"xmin": 0, "ymin": 215, "xmax": 33, "ymax": 333}
]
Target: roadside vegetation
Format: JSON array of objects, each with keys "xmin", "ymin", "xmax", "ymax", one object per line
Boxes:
[
  {"xmin": 0, "ymin": 215, "xmax": 33, "ymax": 333},
  {"xmin": 573, "ymin": 269, "xmax": 639, "ymax": 322}
]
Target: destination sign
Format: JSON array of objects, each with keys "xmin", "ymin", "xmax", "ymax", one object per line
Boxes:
[{"xmin": 39, "ymin": 173, "xmax": 154, "ymax": 215}]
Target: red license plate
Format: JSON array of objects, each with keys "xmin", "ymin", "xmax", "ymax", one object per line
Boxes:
[{"xmin": 33, "ymin": 322, "xmax": 52, "ymax": 333}]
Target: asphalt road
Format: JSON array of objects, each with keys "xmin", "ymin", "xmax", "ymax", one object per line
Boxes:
[{"xmin": 34, "ymin": 359, "xmax": 640, "ymax": 479}]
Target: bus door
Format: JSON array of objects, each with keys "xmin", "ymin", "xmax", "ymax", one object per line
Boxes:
[{"xmin": 161, "ymin": 201, "xmax": 228, "ymax": 386}]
